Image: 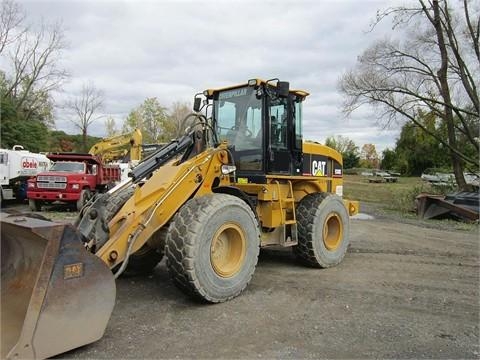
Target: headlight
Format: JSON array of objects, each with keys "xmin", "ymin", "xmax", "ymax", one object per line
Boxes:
[
  {"xmin": 221, "ymin": 165, "xmax": 236, "ymax": 175},
  {"xmin": 72, "ymin": 184, "xmax": 80, "ymax": 190},
  {"xmin": 28, "ymin": 182, "xmax": 35, "ymax": 188}
]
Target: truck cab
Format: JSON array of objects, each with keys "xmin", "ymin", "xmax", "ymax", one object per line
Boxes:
[{"xmin": 27, "ymin": 153, "xmax": 121, "ymax": 211}]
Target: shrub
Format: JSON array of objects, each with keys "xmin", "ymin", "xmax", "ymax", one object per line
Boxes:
[
  {"xmin": 391, "ymin": 184, "xmax": 431, "ymax": 213},
  {"xmin": 391, "ymin": 181, "xmax": 458, "ymax": 213}
]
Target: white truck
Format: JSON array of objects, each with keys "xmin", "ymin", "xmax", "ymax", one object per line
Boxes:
[{"xmin": 0, "ymin": 145, "xmax": 51, "ymax": 204}]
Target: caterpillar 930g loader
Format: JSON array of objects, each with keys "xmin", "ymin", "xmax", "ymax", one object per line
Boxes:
[{"xmin": 1, "ymin": 78, "xmax": 359, "ymax": 359}]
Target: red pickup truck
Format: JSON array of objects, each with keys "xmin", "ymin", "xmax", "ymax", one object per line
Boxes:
[{"xmin": 27, "ymin": 153, "xmax": 122, "ymax": 211}]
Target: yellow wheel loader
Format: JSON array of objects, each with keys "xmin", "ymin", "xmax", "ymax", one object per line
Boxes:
[{"xmin": 1, "ymin": 78, "xmax": 359, "ymax": 359}]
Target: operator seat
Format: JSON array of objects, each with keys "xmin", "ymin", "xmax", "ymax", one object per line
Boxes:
[{"xmin": 271, "ymin": 116, "xmax": 279, "ymax": 145}]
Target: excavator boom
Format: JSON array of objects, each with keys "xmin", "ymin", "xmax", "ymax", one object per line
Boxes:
[{"xmin": 88, "ymin": 128, "xmax": 143, "ymax": 162}]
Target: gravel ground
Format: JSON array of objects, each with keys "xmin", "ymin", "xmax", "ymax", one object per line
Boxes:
[{"xmin": 2, "ymin": 202, "xmax": 479, "ymax": 359}]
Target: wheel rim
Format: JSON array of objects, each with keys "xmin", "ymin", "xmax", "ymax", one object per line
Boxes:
[
  {"xmin": 323, "ymin": 213, "xmax": 343, "ymax": 251},
  {"xmin": 210, "ymin": 222, "xmax": 246, "ymax": 278}
]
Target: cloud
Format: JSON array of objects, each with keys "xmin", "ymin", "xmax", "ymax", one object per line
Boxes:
[{"xmin": 20, "ymin": 0, "xmax": 399, "ymax": 150}]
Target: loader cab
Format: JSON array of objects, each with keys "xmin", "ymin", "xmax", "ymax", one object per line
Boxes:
[{"xmin": 209, "ymin": 79, "xmax": 308, "ymax": 183}]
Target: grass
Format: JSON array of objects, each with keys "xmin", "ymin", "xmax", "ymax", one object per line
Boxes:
[
  {"xmin": 344, "ymin": 174, "xmax": 467, "ymax": 213},
  {"xmin": 343, "ymin": 175, "xmax": 424, "ymax": 207},
  {"xmin": 343, "ymin": 174, "xmax": 478, "ymax": 231}
]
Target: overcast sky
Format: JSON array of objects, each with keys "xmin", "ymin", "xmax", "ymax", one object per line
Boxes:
[{"xmin": 19, "ymin": 0, "xmax": 401, "ymax": 152}]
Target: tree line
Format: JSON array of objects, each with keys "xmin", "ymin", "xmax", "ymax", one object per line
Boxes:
[{"xmin": 326, "ymin": 111, "xmax": 465, "ymax": 176}]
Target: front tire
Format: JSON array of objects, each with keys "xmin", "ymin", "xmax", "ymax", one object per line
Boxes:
[
  {"xmin": 29, "ymin": 199, "xmax": 42, "ymax": 211},
  {"xmin": 166, "ymin": 194, "xmax": 260, "ymax": 303},
  {"xmin": 124, "ymin": 244, "xmax": 164, "ymax": 275},
  {"xmin": 293, "ymin": 193, "xmax": 350, "ymax": 268},
  {"xmin": 76, "ymin": 189, "xmax": 92, "ymax": 211}
]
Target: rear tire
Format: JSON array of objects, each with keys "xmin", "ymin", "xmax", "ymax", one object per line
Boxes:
[
  {"xmin": 166, "ymin": 194, "xmax": 260, "ymax": 303},
  {"xmin": 29, "ymin": 199, "xmax": 42, "ymax": 211},
  {"xmin": 76, "ymin": 189, "xmax": 92, "ymax": 212},
  {"xmin": 293, "ymin": 193, "xmax": 350, "ymax": 268}
]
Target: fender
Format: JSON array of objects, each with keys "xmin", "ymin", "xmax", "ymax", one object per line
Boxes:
[{"xmin": 213, "ymin": 186, "xmax": 257, "ymax": 219}]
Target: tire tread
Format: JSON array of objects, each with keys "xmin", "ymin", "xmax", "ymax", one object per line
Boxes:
[
  {"xmin": 165, "ymin": 194, "xmax": 259, "ymax": 303},
  {"xmin": 294, "ymin": 193, "xmax": 349, "ymax": 268}
]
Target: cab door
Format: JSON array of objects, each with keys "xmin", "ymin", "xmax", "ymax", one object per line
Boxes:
[{"xmin": 267, "ymin": 97, "xmax": 293, "ymax": 174}]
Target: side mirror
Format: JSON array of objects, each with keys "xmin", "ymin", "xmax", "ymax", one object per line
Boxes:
[
  {"xmin": 193, "ymin": 97, "xmax": 202, "ymax": 112},
  {"xmin": 277, "ymin": 81, "xmax": 290, "ymax": 98}
]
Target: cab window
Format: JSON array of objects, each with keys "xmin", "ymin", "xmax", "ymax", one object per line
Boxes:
[
  {"xmin": 214, "ymin": 86, "xmax": 263, "ymax": 171},
  {"xmin": 269, "ymin": 98, "xmax": 288, "ymax": 149},
  {"xmin": 295, "ymin": 100, "xmax": 302, "ymax": 149}
]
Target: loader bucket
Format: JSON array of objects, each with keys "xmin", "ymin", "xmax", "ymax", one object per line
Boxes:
[{"xmin": 1, "ymin": 214, "xmax": 116, "ymax": 359}]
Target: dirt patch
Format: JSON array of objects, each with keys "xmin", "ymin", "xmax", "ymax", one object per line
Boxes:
[
  {"xmin": 49, "ymin": 206, "xmax": 478, "ymax": 359},
  {"xmin": 2, "ymin": 202, "xmax": 478, "ymax": 358}
]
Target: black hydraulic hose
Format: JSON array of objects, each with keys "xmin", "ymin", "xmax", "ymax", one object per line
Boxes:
[
  {"xmin": 129, "ymin": 134, "xmax": 194, "ymax": 182},
  {"xmin": 129, "ymin": 114, "xmax": 216, "ymax": 183}
]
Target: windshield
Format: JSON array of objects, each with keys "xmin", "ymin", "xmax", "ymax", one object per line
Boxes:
[
  {"xmin": 50, "ymin": 161, "xmax": 85, "ymax": 173},
  {"xmin": 214, "ymin": 86, "xmax": 262, "ymax": 151}
]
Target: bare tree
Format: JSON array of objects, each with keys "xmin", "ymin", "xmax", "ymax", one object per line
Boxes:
[
  {"xmin": 0, "ymin": 0, "xmax": 25, "ymax": 55},
  {"xmin": 339, "ymin": 0, "xmax": 479, "ymax": 189},
  {"xmin": 7, "ymin": 22, "xmax": 67, "ymax": 118},
  {"xmin": 1, "ymin": 0, "xmax": 68, "ymax": 126},
  {"xmin": 68, "ymin": 82, "xmax": 104, "ymax": 151}
]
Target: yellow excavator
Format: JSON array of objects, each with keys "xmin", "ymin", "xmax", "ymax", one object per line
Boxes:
[
  {"xmin": 1, "ymin": 79, "xmax": 359, "ymax": 359},
  {"xmin": 88, "ymin": 128, "xmax": 143, "ymax": 163}
]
